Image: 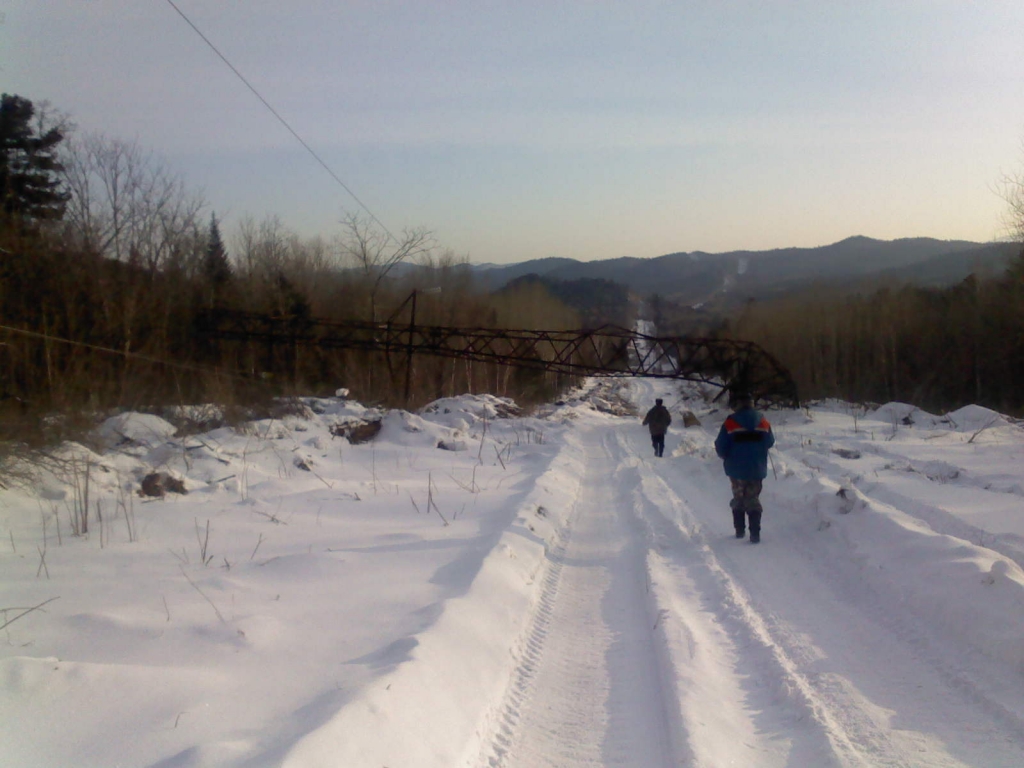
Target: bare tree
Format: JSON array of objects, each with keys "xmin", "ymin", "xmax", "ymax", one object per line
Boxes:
[
  {"xmin": 61, "ymin": 134, "xmax": 205, "ymax": 268},
  {"xmin": 234, "ymin": 214, "xmax": 291, "ymax": 280},
  {"xmin": 1001, "ymin": 175, "xmax": 1024, "ymax": 244},
  {"xmin": 336, "ymin": 211, "xmax": 435, "ymax": 321},
  {"xmin": 51, "ymin": 134, "xmax": 205, "ymax": 385},
  {"xmin": 998, "ymin": 140, "xmax": 1024, "ymax": 244}
]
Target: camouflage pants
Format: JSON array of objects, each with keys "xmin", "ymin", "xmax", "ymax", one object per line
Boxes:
[{"xmin": 729, "ymin": 478, "xmax": 763, "ymax": 533}]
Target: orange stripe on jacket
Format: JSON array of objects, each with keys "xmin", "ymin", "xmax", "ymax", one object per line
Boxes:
[{"xmin": 724, "ymin": 416, "xmax": 771, "ymax": 433}]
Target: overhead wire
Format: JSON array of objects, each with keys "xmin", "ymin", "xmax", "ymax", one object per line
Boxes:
[
  {"xmin": 0, "ymin": 323, "xmax": 256, "ymax": 382},
  {"xmin": 162, "ymin": 0, "xmax": 399, "ymax": 245}
]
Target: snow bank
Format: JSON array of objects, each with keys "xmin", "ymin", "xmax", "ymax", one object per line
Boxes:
[
  {"xmin": 279, "ymin": 424, "xmax": 588, "ymax": 767},
  {"xmin": 96, "ymin": 412, "xmax": 178, "ymax": 449},
  {"xmin": 945, "ymin": 404, "xmax": 1014, "ymax": 432},
  {"xmin": 796, "ymin": 475, "xmax": 1024, "ymax": 672},
  {"xmin": 865, "ymin": 402, "xmax": 1017, "ymax": 433}
]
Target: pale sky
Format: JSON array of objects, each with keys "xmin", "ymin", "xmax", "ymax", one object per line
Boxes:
[{"xmin": 6, "ymin": 1, "xmax": 1024, "ymax": 263}]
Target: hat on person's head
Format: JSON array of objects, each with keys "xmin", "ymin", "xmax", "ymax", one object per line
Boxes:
[
  {"xmin": 729, "ymin": 390, "xmax": 753, "ymax": 408},
  {"xmin": 655, "ymin": 398, "xmax": 663, "ymax": 405}
]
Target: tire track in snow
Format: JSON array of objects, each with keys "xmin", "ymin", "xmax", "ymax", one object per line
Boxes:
[
  {"xmin": 473, "ymin": 428, "xmax": 679, "ymax": 768},
  {"xmin": 625, "ymin": 416, "xmax": 1024, "ymax": 768},
  {"xmin": 770, "ymin": 438, "xmax": 1024, "ymax": 755},
  {"xmin": 780, "ymin": 471, "xmax": 1024, "ymax": 756},
  {"xmin": 619, "ymin": 428, "xmax": 920, "ymax": 768}
]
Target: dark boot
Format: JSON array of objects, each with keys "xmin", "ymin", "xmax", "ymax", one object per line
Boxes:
[
  {"xmin": 748, "ymin": 509, "xmax": 761, "ymax": 544},
  {"xmin": 732, "ymin": 507, "xmax": 745, "ymax": 538}
]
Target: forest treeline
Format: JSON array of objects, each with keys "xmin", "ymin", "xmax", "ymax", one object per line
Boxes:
[
  {"xmin": 499, "ymin": 274, "xmax": 633, "ymax": 328},
  {"xmin": 724, "ymin": 260, "xmax": 1024, "ymax": 415},
  {"xmin": 0, "ymin": 94, "xmax": 583, "ymax": 447}
]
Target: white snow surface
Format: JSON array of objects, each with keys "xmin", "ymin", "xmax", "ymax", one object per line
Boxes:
[{"xmin": 4, "ymin": 380, "xmax": 1024, "ymax": 767}]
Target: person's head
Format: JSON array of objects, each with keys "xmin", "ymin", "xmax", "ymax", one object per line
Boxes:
[
  {"xmin": 730, "ymin": 390, "xmax": 753, "ymax": 409},
  {"xmin": 655, "ymin": 398, "xmax": 663, "ymax": 405}
]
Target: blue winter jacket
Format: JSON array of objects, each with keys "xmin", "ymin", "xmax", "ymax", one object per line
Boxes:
[{"xmin": 714, "ymin": 406, "xmax": 775, "ymax": 480}]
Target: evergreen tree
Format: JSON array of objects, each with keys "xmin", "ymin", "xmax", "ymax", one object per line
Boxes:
[
  {"xmin": 0, "ymin": 94, "xmax": 69, "ymax": 223},
  {"xmin": 202, "ymin": 213, "xmax": 232, "ymax": 306}
]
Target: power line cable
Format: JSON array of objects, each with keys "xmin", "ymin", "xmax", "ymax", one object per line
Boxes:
[
  {"xmin": 0, "ymin": 323, "xmax": 255, "ymax": 382},
  {"xmin": 162, "ymin": 0, "xmax": 399, "ymax": 244}
]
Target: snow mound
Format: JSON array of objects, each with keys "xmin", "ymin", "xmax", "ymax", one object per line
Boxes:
[
  {"xmin": 159, "ymin": 404, "xmax": 225, "ymax": 432},
  {"xmin": 377, "ymin": 410, "xmax": 462, "ymax": 449},
  {"xmin": 299, "ymin": 396, "xmax": 379, "ymax": 421},
  {"xmin": 913, "ymin": 460, "xmax": 962, "ymax": 482},
  {"xmin": 945, "ymin": 404, "xmax": 1013, "ymax": 432},
  {"xmin": 867, "ymin": 402, "xmax": 942, "ymax": 428},
  {"xmin": 868, "ymin": 402, "xmax": 1015, "ymax": 433},
  {"xmin": 420, "ymin": 394, "xmax": 520, "ymax": 428},
  {"xmin": 96, "ymin": 412, "xmax": 177, "ymax": 449}
]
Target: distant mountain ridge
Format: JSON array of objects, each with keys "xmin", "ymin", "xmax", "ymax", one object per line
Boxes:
[{"xmin": 469, "ymin": 236, "xmax": 1019, "ymax": 310}]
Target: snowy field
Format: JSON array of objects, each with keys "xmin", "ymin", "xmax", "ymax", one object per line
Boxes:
[{"xmin": 3, "ymin": 377, "xmax": 1024, "ymax": 767}]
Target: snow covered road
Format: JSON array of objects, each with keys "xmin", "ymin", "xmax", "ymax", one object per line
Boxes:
[
  {"xmin": 628, "ymin": 423, "xmax": 1024, "ymax": 768},
  {"xmin": 5, "ymin": 379, "xmax": 1024, "ymax": 767},
  {"xmin": 474, "ymin": 429, "xmax": 677, "ymax": 767},
  {"xmin": 473, "ymin": 379, "xmax": 1024, "ymax": 767}
]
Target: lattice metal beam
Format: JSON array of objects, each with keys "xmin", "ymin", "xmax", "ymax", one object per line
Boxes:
[{"xmin": 196, "ymin": 309, "xmax": 799, "ymax": 407}]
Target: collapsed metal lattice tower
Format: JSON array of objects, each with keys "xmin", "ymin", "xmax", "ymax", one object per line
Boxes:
[{"xmin": 197, "ymin": 309, "xmax": 799, "ymax": 408}]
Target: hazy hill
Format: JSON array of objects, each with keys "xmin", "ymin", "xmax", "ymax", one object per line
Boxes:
[
  {"xmin": 870, "ymin": 241, "xmax": 1019, "ymax": 288},
  {"xmin": 470, "ymin": 237, "xmax": 1019, "ymax": 310}
]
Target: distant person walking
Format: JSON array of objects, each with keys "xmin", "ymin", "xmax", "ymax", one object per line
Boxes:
[
  {"xmin": 714, "ymin": 390, "xmax": 775, "ymax": 543},
  {"xmin": 642, "ymin": 398, "xmax": 672, "ymax": 457}
]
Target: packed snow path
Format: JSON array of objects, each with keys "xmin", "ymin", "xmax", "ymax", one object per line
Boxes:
[
  {"xmin": 474, "ymin": 408, "xmax": 1024, "ymax": 766},
  {"xmin": 475, "ymin": 431, "xmax": 677, "ymax": 767}
]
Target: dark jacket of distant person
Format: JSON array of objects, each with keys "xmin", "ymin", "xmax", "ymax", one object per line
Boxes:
[{"xmin": 642, "ymin": 400, "xmax": 672, "ymax": 436}]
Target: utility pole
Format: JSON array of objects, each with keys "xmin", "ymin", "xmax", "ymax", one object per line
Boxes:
[{"xmin": 403, "ymin": 287, "xmax": 441, "ymax": 406}]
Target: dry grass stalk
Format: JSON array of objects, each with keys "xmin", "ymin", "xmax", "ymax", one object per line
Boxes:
[
  {"xmin": 427, "ymin": 472, "xmax": 448, "ymax": 526},
  {"xmin": 179, "ymin": 567, "xmax": 224, "ymax": 623},
  {"xmin": 194, "ymin": 518, "xmax": 213, "ymax": 566},
  {"xmin": 0, "ymin": 596, "xmax": 60, "ymax": 632}
]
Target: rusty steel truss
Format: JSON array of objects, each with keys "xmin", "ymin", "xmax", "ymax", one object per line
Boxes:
[{"xmin": 197, "ymin": 308, "xmax": 799, "ymax": 408}]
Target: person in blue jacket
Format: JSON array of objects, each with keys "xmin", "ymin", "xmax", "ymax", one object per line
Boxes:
[{"xmin": 714, "ymin": 390, "xmax": 775, "ymax": 543}]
